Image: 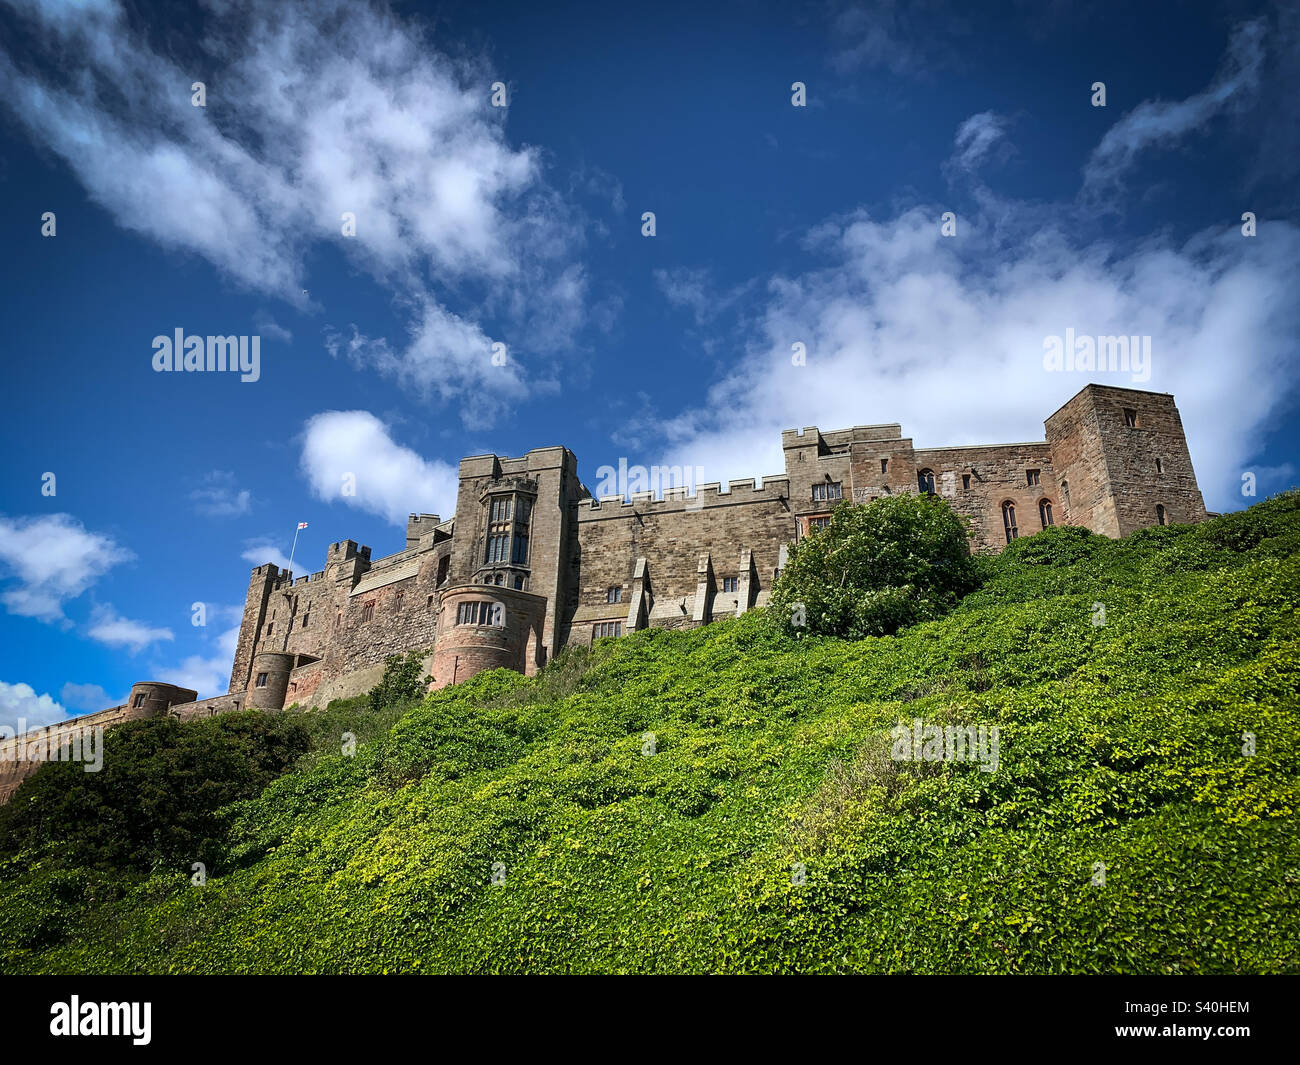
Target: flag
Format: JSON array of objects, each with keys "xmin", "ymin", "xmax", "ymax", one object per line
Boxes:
[{"xmin": 297, "ymin": 522, "xmax": 309, "ymax": 530}]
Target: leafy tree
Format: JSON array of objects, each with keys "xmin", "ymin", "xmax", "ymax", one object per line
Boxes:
[
  {"xmin": 769, "ymin": 493, "xmax": 979, "ymax": 637},
  {"xmin": 0, "ymin": 712, "xmax": 309, "ymax": 874},
  {"xmin": 368, "ymin": 650, "xmax": 431, "ymax": 715}
]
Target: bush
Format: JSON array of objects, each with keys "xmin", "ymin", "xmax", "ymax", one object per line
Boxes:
[
  {"xmin": 368, "ymin": 650, "xmax": 430, "ymax": 715},
  {"xmin": 768, "ymin": 493, "xmax": 979, "ymax": 637},
  {"xmin": 0, "ymin": 712, "xmax": 309, "ymax": 875}
]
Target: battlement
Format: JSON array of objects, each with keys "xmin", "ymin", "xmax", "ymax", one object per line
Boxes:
[{"xmin": 580, "ymin": 475, "xmax": 791, "ymax": 518}]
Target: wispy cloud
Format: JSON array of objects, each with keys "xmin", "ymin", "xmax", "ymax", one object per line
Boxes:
[
  {"xmin": 0, "ymin": 0, "xmax": 594, "ymax": 423},
  {"xmin": 190, "ymin": 470, "xmax": 252, "ymax": 518},
  {"xmin": 86, "ymin": 605, "xmax": 174, "ymax": 653},
  {"xmin": 1082, "ymin": 18, "xmax": 1268, "ymax": 202},
  {"xmin": 0, "ymin": 513, "xmax": 133, "ymax": 624},
  {"xmin": 299, "ymin": 410, "xmax": 459, "ymax": 526}
]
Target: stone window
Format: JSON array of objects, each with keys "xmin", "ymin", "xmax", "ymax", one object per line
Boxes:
[
  {"xmin": 514, "ymin": 575, "xmax": 525, "ymax": 590},
  {"xmin": 1026, "ymin": 469, "xmax": 1040, "ymax": 487},
  {"xmin": 1156, "ymin": 457, "xmax": 1164, "ymax": 474},
  {"xmin": 1156, "ymin": 503, "xmax": 1167, "ymax": 526},
  {"xmin": 302, "ymin": 613, "xmax": 309, "ymax": 629},
  {"xmin": 962, "ymin": 473, "xmax": 971, "ymax": 491},
  {"xmin": 255, "ymin": 673, "xmax": 268, "ymax": 688},
  {"xmin": 606, "ymin": 586, "xmax": 622, "ymax": 604},
  {"xmin": 335, "ymin": 613, "xmax": 342, "ymax": 629},
  {"xmin": 426, "ymin": 595, "xmax": 434, "ymax": 609},
  {"xmin": 593, "ymin": 621, "xmax": 622, "ymax": 639},
  {"xmin": 807, "ymin": 516, "xmax": 832, "ymax": 532},
  {"xmin": 456, "ymin": 601, "xmax": 502, "ymax": 626},
  {"xmin": 266, "ymin": 622, "xmax": 273, "ymax": 636},
  {"xmin": 1002, "ymin": 502, "xmax": 1018, "ymax": 543},
  {"xmin": 1062, "ymin": 480, "xmax": 1070, "ymax": 506},
  {"xmin": 1124, "ymin": 408, "xmax": 1138, "ymax": 427},
  {"xmin": 917, "ymin": 469, "xmax": 935, "ymax": 494},
  {"xmin": 880, "ymin": 458, "xmax": 888, "ymax": 474},
  {"xmin": 361, "ymin": 601, "xmax": 375, "ymax": 622},
  {"xmin": 722, "ymin": 577, "xmax": 738, "ymax": 593},
  {"xmin": 812, "ymin": 481, "xmax": 842, "ymax": 503},
  {"xmin": 394, "ymin": 590, "xmax": 404, "ymax": 610},
  {"xmin": 485, "ymin": 492, "xmax": 532, "ymax": 566},
  {"xmin": 1039, "ymin": 499, "xmax": 1054, "ymax": 528},
  {"xmin": 132, "ymin": 693, "xmax": 147, "ymax": 708},
  {"xmin": 436, "ymin": 556, "xmax": 450, "ymax": 586}
]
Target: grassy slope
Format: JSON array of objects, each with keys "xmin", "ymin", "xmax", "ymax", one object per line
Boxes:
[{"xmin": 2, "ymin": 496, "xmax": 1299, "ymax": 974}]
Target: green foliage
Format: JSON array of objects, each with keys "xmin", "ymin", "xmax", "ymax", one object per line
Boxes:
[
  {"xmin": 0, "ymin": 712, "xmax": 309, "ymax": 876},
  {"xmin": 1, "ymin": 491, "xmax": 1298, "ymax": 974},
  {"xmin": 769, "ymin": 493, "xmax": 979, "ymax": 637},
  {"xmin": 368, "ymin": 650, "xmax": 430, "ymax": 715}
]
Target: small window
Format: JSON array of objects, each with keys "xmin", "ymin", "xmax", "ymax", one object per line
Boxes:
[
  {"xmin": 495, "ymin": 573, "xmax": 505, "ymax": 586},
  {"xmin": 255, "ymin": 673, "xmax": 268, "ymax": 688},
  {"xmin": 606, "ymin": 586, "xmax": 622, "ymax": 604},
  {"xmin": 1155, "ymin": 457, "xmax": 1163, "ymax": 474},
  {"xmin": 1027, "ymin": 469, "xmax": 1040, "ymax": 487},
  {"xmin": 131, "ymin": 693, "xmax": 147, "ymax": 708},
  {"xmin": 1039, "ymin": 499, "xmax": 1054, "ymax": 528},
  {"xmin": 394, "ymin": 590, "xmax": 404, "ymax": 609},
  {"xmin": 961, "ymin": 474, "xmax": 971, "ymax": 491},
  {"xmin": 426, "ymin": 595, "xmax": 434, "ymax": 609},
  {"xmin": 722, "ymin": 577, "xmax": 738, "ymax": 593},
  {"xmin": 514, "ymin": 575, "xmax": 525, "ymax": 589},
  {"xmin": 811, "ymin": 481, "xmax": 842, "ymax": 502},
  {"xmin": 456, "ymin": 601, "xmax": 502, "ymax": 626},
  {"xmin": 880, "ymin": 458, "xmax": 888, "ymax": 474},
  {"xmin": 361, "ymin": 601, "xmax": 375, "ymax": 622},
  {"xmin": 1062, "ymin": 480, "xmax": 1070, "ymax": 505},
  {"xmin": 918, "ymin": 469, "xmax": 935, "ymax": 494},
  {"xmin": 335, "ymin": 613, "xmax": 342, "ymax": 629},
  {"xmin": 593, "ymin": 621, "xmax": 622, "ymax": 639},
  {"xmin": 436, "ymin": 556, "xmax": 450, "ymax": 586},
  {"xmin": 1124, "ymin": 408, "xmax": 1138, "ymax": 427},
  {"xmin": 302, "ymin": 613, "xmax": 310, "ymax": 629},
  {"xmin": 807, "ymin": 516, "xmax": 832, "ymax": 532},
  {"xmin": 1156, "ymin": 504, "xmax": 1166, "ymax": 526},
  {"xmin": 1002, "ymin": 502, "xmax": 1018, "ymax": 544}
]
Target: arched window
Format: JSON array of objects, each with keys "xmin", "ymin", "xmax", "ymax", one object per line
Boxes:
[
  {"xmin": 917, "ymin": 468, "xmax": 935, "ymax": 494},
  {"xmin": 1156, "ymin": 503, "xmax": 1166, "ymax": 526},
  {"xmin": 1039, "ymin": 499, "xmax": 1054, "ymax": 528},
  {"xmin": 1061, "ymin": 479, "xmax": 1070, "ymax": 507},
  {"xmin": 1002, "ymin": 501, "xmax": 1018, "ymax": 543}
]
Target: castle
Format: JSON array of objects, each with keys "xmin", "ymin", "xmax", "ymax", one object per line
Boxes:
[{"xmin": 0, "ymin": 384, "xmax": 1207, "ymax": 800}]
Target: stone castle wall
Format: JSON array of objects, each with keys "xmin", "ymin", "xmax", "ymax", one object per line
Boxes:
[{"xmin": 0, "ymin": 384, "xmax": 1208, "ymax": 806}]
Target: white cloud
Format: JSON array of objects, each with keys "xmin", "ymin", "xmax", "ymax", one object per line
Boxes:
[
  {"xmin": 1082, "ymin": 18, "xmax": 1267, "ymax": 201},
  {"xmin": 60, "ymin": 682, "xmax": 112, "ymax": 712},
  {"xmin": 0, "ymin": 680, "xmax": 71, "ymax": 732},
  {"xmin": 191, "ymin": 470, "xmax": 252, "ymax": 518},
  {"xmin": 86, "ymin": 605, "xmax": 174, "ymax": 654},
  {"xmin": 299, "ymin": 411, "xmax": 459, "ymax": 526},
  {"xmin": 0, "ymin": 0, "xmax": 592, "ymax": 422},
  {"xmin": 948, "ymin": 111, "xmax": 1012, "ymax": 175},
  {"xmin": 157, "ymin": 624, "xmax": 240, "ymax": 700},
  {"xmin": 0, "ymin": 513, "xmax": 133, "ymax": 623},
  {"xmin": 241, "ymin": 541, "xmax": 298, "ymax": 573},
  {"xmin": 325, "ymin": 297, "xmax": 530, "ymax": 427},
  {"xmin": 642, "ymin": 206, "xmax": 1299, "ymax": 514}
]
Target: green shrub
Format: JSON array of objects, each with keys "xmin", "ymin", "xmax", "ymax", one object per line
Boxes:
[{"xmin": 769, "ymin": 493, "xmax": 979, "ymax": 637}]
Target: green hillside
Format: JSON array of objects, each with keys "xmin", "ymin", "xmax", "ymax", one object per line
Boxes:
[{"xmin": 2, "ymin": 494, "xmax": 1298, "ymax": 974}]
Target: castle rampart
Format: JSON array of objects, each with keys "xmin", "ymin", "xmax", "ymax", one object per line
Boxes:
[{"xmin": 0, "ymin": 384, "xmax": 1208, "ymax": 804}]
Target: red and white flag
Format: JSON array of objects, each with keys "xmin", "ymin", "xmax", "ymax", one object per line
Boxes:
[{"xmin": 297, "ymin": 522, "xmax": 309, "ymax": 530}]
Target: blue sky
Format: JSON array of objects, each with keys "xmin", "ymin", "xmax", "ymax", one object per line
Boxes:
[{"xmin": 0, "ymin": 0, "xmax": 1297, "ymax": 728}]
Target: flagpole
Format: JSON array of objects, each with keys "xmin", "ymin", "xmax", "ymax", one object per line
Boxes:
[{"xmin": 288, "ymin": 523, "xmax": 301, "ymax": 577}]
